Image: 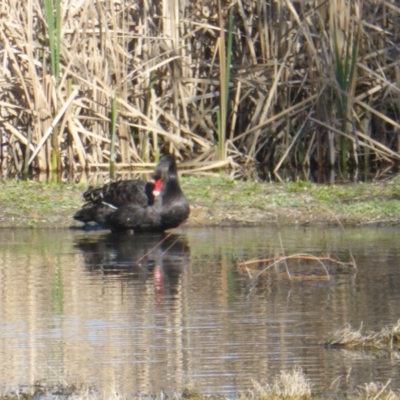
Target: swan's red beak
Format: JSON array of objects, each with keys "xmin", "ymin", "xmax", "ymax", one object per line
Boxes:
[{"xmin": 153, "ymin": 179, "xmax": 162, "ymax": 197}]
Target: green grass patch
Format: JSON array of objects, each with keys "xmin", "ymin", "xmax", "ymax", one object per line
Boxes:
[
  {"xmin": 0, "ymin": 177, "xmax": 399, "ymax": 228},
  {"xmin": 0, "ymin": 181, "xmax": 80, "ymax": 212}
]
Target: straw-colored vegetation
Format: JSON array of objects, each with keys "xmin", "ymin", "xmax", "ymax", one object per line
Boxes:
[
  {"xmin": 239, "ymin": 367, "xmax": 312, "ymax": 399},
  {"xmin": 1, "ymin": 0, "xmax": 399, "ymax": 176},
  {"xmin": 3, "ymin": 369, "xmax": 400, "ymax": 399},
  {"xmin": 0, "ymin": 368, "xmax": 313, "ymax": 399},
  {"xmin": 356, "ymin": 381, "xmax": 400, "ymax": 400},
  {"xmin": 324, "ymin": 321, "xmax": 400, "ymax": 350}
]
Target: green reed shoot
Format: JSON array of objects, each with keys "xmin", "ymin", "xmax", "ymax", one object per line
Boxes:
[
  {"xmin": 333, "ymin": 20, "xmax": 361, "ymax": 173},
  {"xmin": 43, "ymin": 0, "xmax": 62, "ymax": 172},
  {"xmin": 43, "ymin": 0, "xmax": 61, "ymax": 84},
  {"xmin": 109, "ymin": 91, "xmax": 118, "ymax": 180}
]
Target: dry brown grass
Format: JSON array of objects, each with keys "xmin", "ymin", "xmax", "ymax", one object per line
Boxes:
[
  {"xmin": 4, "ymin": 372, "xmax": 400, "ymax": 399},
  {"xmin": 0, "ymin": 368, "xmax": 312, "ymax": 399},
  {"xmin": 356, "ymin": 381, "xmax": 400, "ymax": 400},
  {"xmin": 239, "ymin": 367, "xmax": 312, "ymax": 399},
  {"xmin": 0, "ymin": 0, "xmax": 399, "ymax": 175}
]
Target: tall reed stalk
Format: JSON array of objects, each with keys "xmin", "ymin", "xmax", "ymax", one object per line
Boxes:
[{"xmin": 217, "ymin": 3, "xmax": 234, "ymax": 161}]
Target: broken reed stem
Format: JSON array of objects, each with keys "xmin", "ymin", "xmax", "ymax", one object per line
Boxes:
[{"xmin": 28, "ymin": 88, "xmax": 79, "ymax": 166}]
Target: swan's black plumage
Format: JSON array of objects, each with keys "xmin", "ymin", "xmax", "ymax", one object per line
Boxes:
[{"xmin": 73, "ymin": 155, "xmax": 190, "ymax": 232}]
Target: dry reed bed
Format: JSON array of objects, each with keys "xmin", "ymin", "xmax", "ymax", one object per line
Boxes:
[{"xmin": 0, "ymin": 0, "xmax": 399, "ymax": 176}]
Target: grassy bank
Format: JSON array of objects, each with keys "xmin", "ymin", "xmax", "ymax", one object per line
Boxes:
[{"xmin": 0, "ymin": 176, "xmax": 400, "ymax": 229}]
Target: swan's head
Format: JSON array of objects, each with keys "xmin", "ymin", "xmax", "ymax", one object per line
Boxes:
[{"xmin": 152, "ymin": 154, "xmax": 178, "ymax": 197}]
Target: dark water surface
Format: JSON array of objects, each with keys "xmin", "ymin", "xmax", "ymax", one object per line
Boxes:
[{"xmin": 0, "ymin": 226, "xmax": 400, "ymax": 397}]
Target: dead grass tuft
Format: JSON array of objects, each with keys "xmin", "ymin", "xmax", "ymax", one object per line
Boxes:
[
  {"xmin": 356, "ymin": 381, "xmax": 400, "ymax": 400},
  {"xmin": 239, "ymin": 367, "xmax": 312, "ymax": 399},
  {"xmin": 325, "ymin": 321, "xmax": 400, "ymax": 350}
]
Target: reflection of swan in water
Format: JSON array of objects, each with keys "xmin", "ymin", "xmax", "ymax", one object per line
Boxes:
[{"xmin": 74, "ymin": 232, "xmax": 190, "ymax": 295}]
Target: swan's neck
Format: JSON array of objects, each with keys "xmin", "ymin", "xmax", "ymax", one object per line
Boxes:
[{"xmin": 161, "ymin": 177, "xmax": 183, "ymax": 203}]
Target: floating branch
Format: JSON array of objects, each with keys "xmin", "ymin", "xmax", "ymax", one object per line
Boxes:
[{"xmin": 238, "ymin": 252, "xmax": 357, "ymax": 282}]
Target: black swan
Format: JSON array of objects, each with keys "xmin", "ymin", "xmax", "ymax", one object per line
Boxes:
[{"xmin": 73, "ymin": 154, "xmax": 190, "ymax": 232}]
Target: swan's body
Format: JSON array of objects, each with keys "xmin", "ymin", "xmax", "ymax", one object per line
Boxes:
[{"xmin": 73, "ymin": 155, "xmax": 190, "ymax": 232}]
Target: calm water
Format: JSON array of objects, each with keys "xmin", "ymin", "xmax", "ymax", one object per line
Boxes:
[{"xmin": 0, "ymin": 226, "xmax": 400, "ymax": 397}]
